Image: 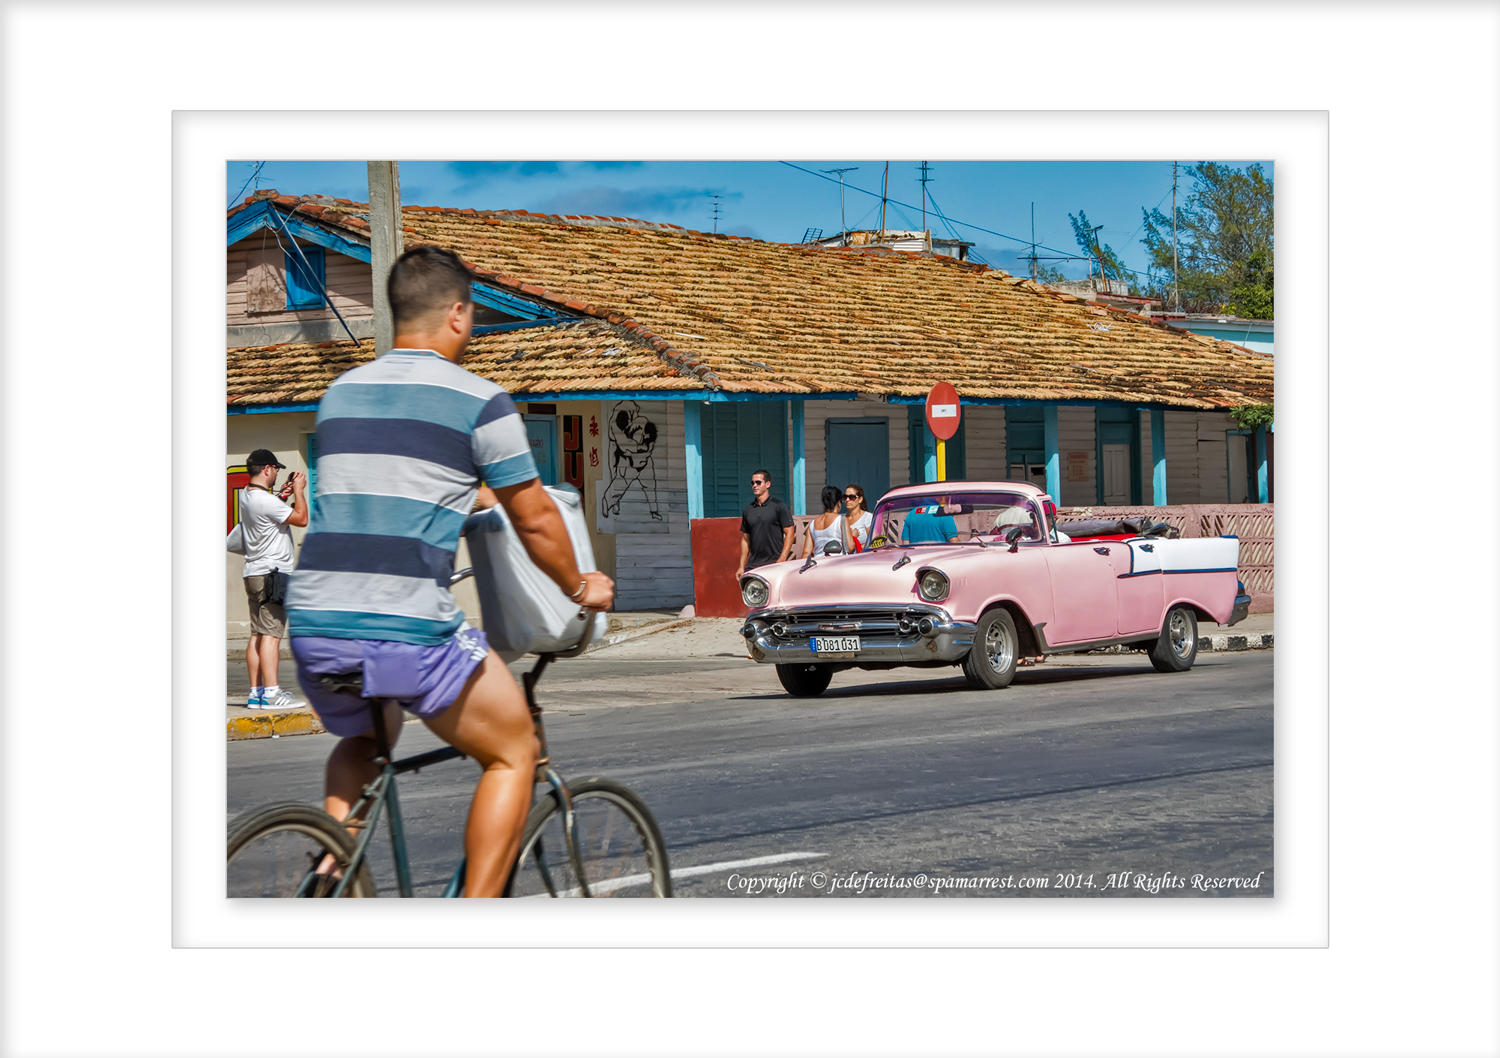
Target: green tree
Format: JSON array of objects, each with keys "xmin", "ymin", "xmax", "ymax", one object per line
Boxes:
[
  {"xmin": 1068, "ymin": 209, "xmax": 1135, "ymax": 293},
  {"xmin": 1141, "ymin": 162, "xmax": 1274, "ymax": 316}
]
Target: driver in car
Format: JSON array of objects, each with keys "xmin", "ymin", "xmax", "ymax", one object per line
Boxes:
[{"xmin": 900, "ymin": 499, "xmax": 961, "ymax": 544}]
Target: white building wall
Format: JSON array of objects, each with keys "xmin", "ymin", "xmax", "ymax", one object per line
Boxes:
[
  {"xmin": 1139, "ymin": 410, "xmax": 1155, "ymax": 498},
  {"xmin": 601, "ymin": 400, "xmax": 694, "ymax": 610},
  {"xmin": 799, "ymin": 399, "xmax": 911, "ymax": 510},
  {"xmin": 1194, "ymin": 411, "xmax": 1235, "ymax": 504},
  {"xmin": 963, "ymin": 406, "xmax": 1007, "ymax": 480},
  {"xmin": 1163, "ymin": 411, "xmax": 1201, "ymax": 502},
  {"xmin": 1056, "ymin": 406, "xmax": 1096, "ymax": 506}
]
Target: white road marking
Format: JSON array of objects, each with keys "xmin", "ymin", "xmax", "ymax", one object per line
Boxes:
[{"xmin": 521, "ymin": 851, "xmax": 827, "ymax": 897}]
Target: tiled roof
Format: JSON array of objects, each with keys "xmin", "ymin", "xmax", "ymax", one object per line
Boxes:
[
  {"xmin": 227, "ymin": 320, "xmax": 698, "ymax": 406},
  {"xmin": 228, "ymin": 192, "xmax": 1274, "ymax": 409}
]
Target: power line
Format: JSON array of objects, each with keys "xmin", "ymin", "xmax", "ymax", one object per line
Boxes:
[
  {"xmin": 780, "ymin": 160, "xmax": 1189, "ymax": 284},
  {"xmin": 229, "ymin": 161, "xmax": 266, "ymax": 208},
  {"xmin": 780, "ymin": 160, "xmax": 1147, "ymax": 274}
]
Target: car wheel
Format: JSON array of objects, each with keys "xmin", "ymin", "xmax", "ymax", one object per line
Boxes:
[
  {"xmin": 1149, "ymin": 605, "xmax": 1199, "ymax": 672},
  {"xmin": 962, "ymin": 608, "xmax": 1019, "ymax": 690},
  {"xmin": 776, "ymin": 663, "xmax": 833, "ymax": 697}
]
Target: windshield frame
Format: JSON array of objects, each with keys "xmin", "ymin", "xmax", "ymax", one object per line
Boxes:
[{"xmin": 867, "ymin": 490, "xmax": 1049, "ymax": 548}]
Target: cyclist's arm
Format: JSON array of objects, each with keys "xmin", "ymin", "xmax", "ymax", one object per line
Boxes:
[{"xmin": 493, "ymin": 478, "xmax": 613, "ymax": 610}]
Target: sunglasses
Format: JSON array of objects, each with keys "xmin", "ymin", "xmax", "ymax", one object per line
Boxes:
[
  {"xmin": 751, "ymin": 479, "xmax": 767, "ymax": 486},
  {"xmin": 844, "ymin": 493, "xmax": 860, "ymax": 500}
]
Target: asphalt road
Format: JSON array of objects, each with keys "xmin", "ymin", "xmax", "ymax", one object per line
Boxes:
[{"xmin": 227, "ymin": 649, "xmax": 1273, "ymax": 898}]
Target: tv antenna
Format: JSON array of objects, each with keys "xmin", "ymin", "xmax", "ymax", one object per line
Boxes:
[
  {"xmin": 918, "ymin": 161, "xmax": 932, "ymax": 234},
  {"xmin": 710, "ymin": 193, "xmax": 722, "ymax": 234},
  {"xmin": 1015, "ymin": 203, "xmax": 1091, "ymax": 281},
  {"xmin": 821, "ymin": 167, "xmax": 858, "ymax": 245}
]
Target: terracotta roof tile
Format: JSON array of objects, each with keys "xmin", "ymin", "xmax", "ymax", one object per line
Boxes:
[
  {"xmin": 226, "ymin": 320, "xmax": 713, "ymax": 407},
  {"xmin": 228, "ymin": 194, "xmax": 1274, "ymax": 409}
]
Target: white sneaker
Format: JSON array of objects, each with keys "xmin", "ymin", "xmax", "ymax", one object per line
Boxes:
[{"xmin": 256, "ymin": 689, "xmax": 303, "ymax": 711}]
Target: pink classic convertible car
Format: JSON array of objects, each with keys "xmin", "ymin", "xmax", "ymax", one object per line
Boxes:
[{"xmin": 740, "ymin": 481, "xmax": 1251, "ymax": 697}]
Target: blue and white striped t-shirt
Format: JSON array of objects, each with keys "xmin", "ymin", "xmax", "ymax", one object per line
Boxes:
[{"xmin": 286, "ymin": 349, "xmax": 538, "ymax": 645}]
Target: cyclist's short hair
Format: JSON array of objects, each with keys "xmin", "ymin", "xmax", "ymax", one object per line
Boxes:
[{"xmin": 388, "ymin": 245, "xmax": 473, "ymax": 330}]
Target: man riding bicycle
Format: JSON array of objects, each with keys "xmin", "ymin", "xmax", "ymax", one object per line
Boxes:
[{"xmin": 284, "ymin": 245, "xmax": 613, "ymax": 897}]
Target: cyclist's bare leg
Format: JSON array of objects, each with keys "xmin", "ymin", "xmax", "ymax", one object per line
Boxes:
[
  {"xmin": 324, "ymin": 698, "xmax": 404, "ymax": 826},
  {"xmin": 420, "ymin": 650, "xmax": 538, "ymax": 898}
]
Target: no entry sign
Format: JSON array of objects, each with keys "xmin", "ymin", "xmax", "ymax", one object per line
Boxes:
[{"xmin": 925, "ymin": 382, "xmax": 961, "ymax": 441}]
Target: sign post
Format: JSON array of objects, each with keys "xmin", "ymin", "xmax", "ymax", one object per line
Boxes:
[{"xmin": 924, "ymin": 382, "xmax": 961, "ymax": 482}]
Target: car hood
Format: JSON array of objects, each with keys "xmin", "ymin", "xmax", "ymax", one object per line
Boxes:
[{"xmin": 752, "ymin": 544, "xmax": 984, "ymax": 609}]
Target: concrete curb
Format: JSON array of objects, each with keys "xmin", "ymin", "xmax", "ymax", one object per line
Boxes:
[{"xmin": 227, "ymin": 709, "xmax": 326, "ymax": 740}]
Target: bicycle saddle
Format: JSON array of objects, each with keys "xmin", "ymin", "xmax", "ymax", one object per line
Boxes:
[{"xmin": 317, "ymin": 671, "xmax": 365, "ymax": 695}]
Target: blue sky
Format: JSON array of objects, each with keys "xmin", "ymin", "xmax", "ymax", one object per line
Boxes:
[{"xmin": 228, "ymin": 159, "xmax": 1270, "ymax": 285}]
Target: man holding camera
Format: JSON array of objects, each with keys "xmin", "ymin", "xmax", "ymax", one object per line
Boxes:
[{"xmin": 239, "ymin": 448, "xmax": 308, "ymax": 709}]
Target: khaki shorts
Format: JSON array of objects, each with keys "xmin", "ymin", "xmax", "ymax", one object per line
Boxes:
[{"xmin": 244, "ymin": 575, "xmax": 287, "ymax": 637}]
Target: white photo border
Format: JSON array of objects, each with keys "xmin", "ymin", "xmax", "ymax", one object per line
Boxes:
[{"xmin": 4, "ymin": 3, "xmax": 1495, "ymax": 1056}]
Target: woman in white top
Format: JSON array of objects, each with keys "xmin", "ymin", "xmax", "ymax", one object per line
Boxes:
[
  {"xmin": 842, "ymin": 482, "xmax": 874, "ymax": 551},
  {"xmin": 803, "ymin": 485, "xmax": 851, "ymax": 558}
]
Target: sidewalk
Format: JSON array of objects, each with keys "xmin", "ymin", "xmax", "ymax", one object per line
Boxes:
[{"xmin": 226, "ymin": 611, "xmax": 1272, "ymax": 740}]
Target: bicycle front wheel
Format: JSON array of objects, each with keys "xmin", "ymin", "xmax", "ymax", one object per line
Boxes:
[
  {"xmin": 507, "ymin": 778, "xmax": 671, "ymax": 898},
  {"xmin": 227, "ymin": 802, "xmax": 376, "ymax": 898}
]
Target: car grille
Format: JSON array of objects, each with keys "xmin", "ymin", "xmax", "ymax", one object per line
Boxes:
[{"xmin": 752, "ymin": 605, "xmax": 945, "ymax": 642}]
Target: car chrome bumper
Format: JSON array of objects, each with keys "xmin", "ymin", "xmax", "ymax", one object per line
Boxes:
[{"xmin": 740, "ymin": 604, "xmax": 978, "ymax": 664}]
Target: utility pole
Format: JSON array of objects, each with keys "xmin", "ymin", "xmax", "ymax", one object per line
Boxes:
[
  {"xmin": 1171, "ymin": 161, "xmax": 1180, "ymax": 312},
  {"xmin": 821, "ymin": 166, "xmax": 857, "ymax": 245},
  {"xmin": 1028, "ymin": 202, "xmax": 1038, "ymax": 280},
  {"xmin": 879, "ymin": 161, "xmax": 889, "ymax": 244},
  {"xmin": 918, "ymin": 161, "xmax": 932, "ymax": 237},
  {"xmin": 367, "ymin": 161, "xmax": 403, "ymax": 356}
]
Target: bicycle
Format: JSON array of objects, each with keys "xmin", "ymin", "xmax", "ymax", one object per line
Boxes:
[{"xmin": 226, "ymin": 569, "xmax": 672, "ymax": 898}]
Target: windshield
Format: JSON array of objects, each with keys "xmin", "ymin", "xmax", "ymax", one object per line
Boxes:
[{"xmin": 869, "ymin": 491, "xmax": 1045, "ymax": 548}]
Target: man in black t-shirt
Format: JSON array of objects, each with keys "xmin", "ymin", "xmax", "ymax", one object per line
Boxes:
[{"xmin": 735, "ymin": 468, "xmax": 795, "ymax": 579}]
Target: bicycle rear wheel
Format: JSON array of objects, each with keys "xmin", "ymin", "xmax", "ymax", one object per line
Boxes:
[
  {"xmin": 227, "ymin": 802, "xmax": 376, "ymax": 898},
  {"xmin": 506, "ymin": 778, "xmax": 671, "ymax": 898}
]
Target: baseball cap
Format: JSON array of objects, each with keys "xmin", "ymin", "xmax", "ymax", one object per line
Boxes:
[{"xmin": 247, "ymin": 449, "xmax": 286, "ymax": 469}]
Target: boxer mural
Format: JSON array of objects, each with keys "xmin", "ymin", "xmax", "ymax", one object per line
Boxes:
[{"xmin": 602, "ymin": 401, "xmax": 663, "ymax": 521}]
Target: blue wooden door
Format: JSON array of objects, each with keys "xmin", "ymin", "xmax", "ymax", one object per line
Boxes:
[
  {"xmin": 827, "ymin": 418, "xmax": 889, "ymax": 504},
  {"xmin": 524, "ymin": 415, "xmax": 558, "ymax": 486}
]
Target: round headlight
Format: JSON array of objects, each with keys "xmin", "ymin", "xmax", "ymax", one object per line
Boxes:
[
  {"xmin": 741, "ymin": 576, "xmax": 770, "ymax": 608},
  {"xmin": 918, "ymin": 569, "xmax": 950, "ymax": 602}
]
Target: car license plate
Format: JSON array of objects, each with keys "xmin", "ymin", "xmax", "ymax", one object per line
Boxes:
[{"xmin": 811, "ymin": 635, "xmax": 859, "ymax": 655}]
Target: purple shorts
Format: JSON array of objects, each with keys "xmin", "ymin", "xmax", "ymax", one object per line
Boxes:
[{"xmin": 291, "ymin": 626, "xmax": 491, "ymax": 738}]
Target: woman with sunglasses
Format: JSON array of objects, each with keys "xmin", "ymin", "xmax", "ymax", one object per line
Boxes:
[
  {"xmin": 842, "ymin": 484, "xmax": 873, "ymax": 552},
  {"xmin": 803, "ymin": 484, "xmax": 852, "ymax": 558}
]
